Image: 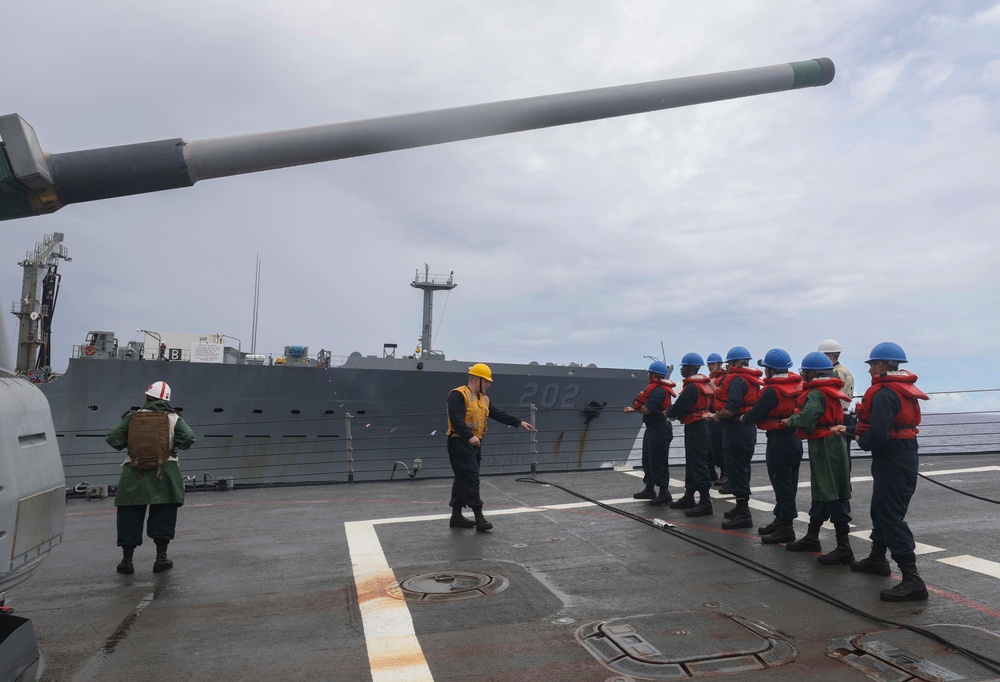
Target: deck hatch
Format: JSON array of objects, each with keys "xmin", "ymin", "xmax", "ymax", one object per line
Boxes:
[
  {"xmin": 828, "ymin": 631, "xmax": 975, "ymax": 681},
  {"xmin": 576, "ymin": 611, "xmax": 797, "ymax": 679}
]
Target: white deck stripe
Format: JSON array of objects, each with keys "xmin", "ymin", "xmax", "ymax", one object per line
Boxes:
[
  {"xmin": 845, "ymin": 531, "xmax": 945, "ymax": 555},
  {"xmin": 346, "ymin": 520, "xmax": 434, "ymax": 682},
  {"xmin": 937, "ymin": 555, "xmax": 1000, "ymax": 579}
]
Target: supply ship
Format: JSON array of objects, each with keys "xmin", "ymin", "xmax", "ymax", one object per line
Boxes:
[{"xmin": 14, "ymin": 245, "xmax": 645, "ymax": 490}]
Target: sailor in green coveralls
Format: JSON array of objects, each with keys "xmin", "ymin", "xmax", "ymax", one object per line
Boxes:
[{"xmin": 107, "ymin": 381, "xmax": 196, "ymax": 574}]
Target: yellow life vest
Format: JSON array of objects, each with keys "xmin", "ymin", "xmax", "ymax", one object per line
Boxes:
[{"xmin": 446, "ymin": 385, "xmax": 490, "ymax": 439}]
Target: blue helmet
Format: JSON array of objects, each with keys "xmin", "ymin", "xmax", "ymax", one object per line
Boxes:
[
  {"xmin": 866, "ymin": 341, "xmax": 907, "ymax": 364},
  {"xmin": 706, "ymin": 352, "xmax": 724, "ymax": 364},
  {"xmin": 800, "ymin": 351, "xmax": 833, "ymax": 371},
  {"xmin": 726, "ymin": 346, "xmax": 752, "ymax": 362},
  {"xmin": 680, "ymin": 352, "xmax": 704, "ymax": 367},
  {"xmin": 647, "ymin": 360, "xmax": 670, "ymax": 376},
  {"xmin": 758, "ymin": 348, "xmax": 793, "ymax": 370}
]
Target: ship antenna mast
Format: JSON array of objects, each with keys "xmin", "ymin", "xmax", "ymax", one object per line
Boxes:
[
  {"xmin": 410, "ymin": 265, "xmax": 456, "ymax": 361},
  {"xmin": 12, "ymin": 232, "xmax": 70, "ymax": 375}
]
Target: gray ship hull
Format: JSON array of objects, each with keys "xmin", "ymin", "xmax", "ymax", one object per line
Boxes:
[{"xmin": 40, "ymin": 354, "xmax": 644, "ymax": 489}]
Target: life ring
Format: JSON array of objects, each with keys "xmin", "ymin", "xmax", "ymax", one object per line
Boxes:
[{"xmin": 84, "ymin": 345, "xmax": 97, "ymax": 356}]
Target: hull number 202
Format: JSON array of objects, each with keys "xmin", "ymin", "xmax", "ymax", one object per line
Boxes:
[{"xmin": 518, "ymin": 382, "xmax": 580, "ymax": 409}]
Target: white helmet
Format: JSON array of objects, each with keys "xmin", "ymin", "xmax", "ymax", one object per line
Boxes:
[
  {"xmin": 818, "ymin": 339, "xmax": 843, "ymax": 353},
  {"xmin": 145, "ymin": 381, "xmax": 172, "ymax": 401}
]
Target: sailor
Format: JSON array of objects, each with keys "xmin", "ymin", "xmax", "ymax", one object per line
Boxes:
[
  {"xmin": 446, "ymin": 363, "xmax": 535, "ymax": 532},
  {"xmin": 740, "ymin": 348, "xmax": 803, "ymax": 545},
  {"xmin": 704, "ymin": 346, "xmax": 762, "ymax": 529},
  {"xmin": 665, "ymin": 353, "xmax": 714, "ymax": 516},
  {"xmin": 626, "ymin": 360, "xmax": 677, "ymax": 506},
  {"xmin": 782, "ymin": 352, "xmax": 853, "ymax": 564},
  {"xmin": 705, "ymin": 352, "xmax": 727, "ymax": 486},
  {"xmin": 819, "ymin": 339, "xmax": 856, "ymax": 448},
  {"xmin": 833, "ymin": 342, "xmax": 930, "ymax": 602},
  {"xmin": 106, "ymin": 381, "xmax": 195, "ymax": 574}
]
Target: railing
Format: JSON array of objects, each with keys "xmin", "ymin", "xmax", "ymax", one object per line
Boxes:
[
  {"xmin": 58, "ymin": 403, "xmax": 640, "ymax": 491},
  {"xmin": 55, "ymin": 390, "xmax": 1000, "ymax": 493}
]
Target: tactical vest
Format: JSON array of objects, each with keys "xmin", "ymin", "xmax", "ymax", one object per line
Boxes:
[
  {"xmin": 446, "ymin": 385, "xmax": 490, "ymax": 440},
  {"xmin": 795, "ymin": 377, "xmax": 850, "ymax": 440},
  {"xmin": 127, "ymin": 410, "xmax": 175, "ymax": 479},
  {"xmin": 856, "ymin": 371, "xmax": 928, "ymax": 439},
  {"xmin": 757, "ymin": 373, "xmax": 803, "ymax": 430},
  {"xmin": 677, "ymin": 375, "xmax": 714, "ymax": 425}
]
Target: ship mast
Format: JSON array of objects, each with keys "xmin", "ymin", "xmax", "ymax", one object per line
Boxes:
[
  {"xmin": 12, "ymin": 232, "xmax": 70, "ymax": 374},
  {"xmin": 410, "ymin": 265, "xmax": 456, "ymax": 360}
]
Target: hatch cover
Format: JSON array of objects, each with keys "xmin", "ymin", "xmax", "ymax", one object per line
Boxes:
[
  {"xmin": 576, "ymin": 611, "xmax": 797, "ymax": 679},
  {"xmin": 827, "ymin": 625, "xmax": 1000, "ymax": 681},
  {"xmin": 386, "ymin": 571, "xmax": 509, "ymax": 603}
]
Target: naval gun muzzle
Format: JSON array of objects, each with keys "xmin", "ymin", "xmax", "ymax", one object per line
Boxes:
[{"xmin": 0, "ymin": 58, "xmax": 833, "ymax": 221}]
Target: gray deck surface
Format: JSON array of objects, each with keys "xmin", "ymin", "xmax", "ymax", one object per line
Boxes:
[{"xmin": 11, "ymin": 453, "xmax": 1000, "ymax": 681}]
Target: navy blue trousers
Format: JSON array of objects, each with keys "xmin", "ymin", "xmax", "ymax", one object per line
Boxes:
[
  {"xmin": 682, "ymin": 420, "xmax": 712, "ymax": 493},
  {"xmin": 117, "ymin": 504, "xmax": 179, "ymax": 547},
  {"xmin": 641, "ymin": 420, "xmax": 672, "ymax": 488},
  {"xmin": 722, "ymin": 421, "xmax": 757, "ymax": 498},
  {"xmin": 869, "ymin": 441, "xmax": 919, "ymax": 563},
  {"xmin": 708, "ymin": 419, "xmax": 725, "ymax": 473},
  {"xmin": 448, "ymin": 436, "xmax": 484, "ymax": 509},
  {"xmin": 764, "ymin": 428, "xmax": 803, "ymax": 522}
]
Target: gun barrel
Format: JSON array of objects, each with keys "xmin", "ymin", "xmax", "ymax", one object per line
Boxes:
[{"xmin": 0, "ymin": 58, "xmax": 833, "ymax": 221}]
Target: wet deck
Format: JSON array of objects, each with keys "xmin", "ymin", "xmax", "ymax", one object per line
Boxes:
[{"xmin": 10, "ymin": 453, "xmax": 1000, "ymax": 681}]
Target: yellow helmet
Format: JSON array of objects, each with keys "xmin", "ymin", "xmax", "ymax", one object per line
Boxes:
[{"xmin": 468, "ymin": 363, "xmax": 493, "ymax": 381}]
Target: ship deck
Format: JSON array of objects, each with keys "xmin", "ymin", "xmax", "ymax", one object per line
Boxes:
[{"xmin": 11, "ymin": 453, "xmax": 1000, "ymax": 681}]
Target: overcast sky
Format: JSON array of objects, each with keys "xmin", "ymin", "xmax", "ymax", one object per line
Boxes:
[{"xmin": 3, "ymin": 2, "xmax": 999, "ymax": 411}]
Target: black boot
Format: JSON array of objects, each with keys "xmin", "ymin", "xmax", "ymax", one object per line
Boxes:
[
  {"xmin": 472, "ymin": 505, "xmax": 493, "ymax": 532},
  {"xmin": 712, "ymin": 472, "xmax": 728, "ymax": 488},
  {"xmin": 758, "ymin": 518, "xmax": 780, "ymax": 535},
  {"xmin": 685, "ymin": 491, "xmax": 713, "ymax": 517},
  {"xmin": 449, "ymin": 507, "xmax": 476, "ymax": 528},
  {"xmin": 648, "ymin": 487, "xmax": 673, "ymax": 506},
  {"xmin": 761, "ymin": 521, "xmax": 796, "ymax": 545},
  {"xmin": 721, "ymin": 499, "xmax": 752, "ymax": 530},
  {"xmin": 880, "ymin": 561, "xmax": 928, "ymax": 602},
  {"xmin": 153, "ymin": 539, "xmax": 174, "ymax": 573},
  {"xmin": 116, "ymin": 545, "xmax": 136, "ymax": 575},
  {"xmin": 786, "ymin": 520, "xmax": 822, "ymax": 552},
  {"xmin": 718, "ymin": 480, "xmax": 733, "ymax": 495},
  {"xmin": 851, "ymin": 542, "xmax": 891, "ymax": 576},
  {"xmin": 633, "ymin": 485, "xmax": 656, "ymax": 500},
  {"xmin": 817, "ymin": 522, "xmax": 855, "ymax": 565},
  {"xmin": 668, "ymin": 491, "xmax": 696, "ymax": 509}
]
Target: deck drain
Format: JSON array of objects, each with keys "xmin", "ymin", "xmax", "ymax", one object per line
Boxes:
[{"xmin": 387, "ymin": 571, "xmax": 509, "ymax": 602}]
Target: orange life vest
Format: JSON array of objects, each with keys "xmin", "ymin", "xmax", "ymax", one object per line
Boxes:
[
  {"xmin": 757, "ymin": 372, "xmax": 803, "ymax": 431},
  {"xmin": 795, "ymin": 377, "xmax": 850, "ymax": 440},
  {"xmin": 855, "ymin": 371, "xmax": 928, "ymax": 439},
  {"xmin": 632, "ymin": 379, "xmax": 677, "ymax": 413},
  {"xmin": 677, "ymin": 375, "xmax": 715, "ymax": 425},
  {"xmin": 713, "ymin": 367, "xmax": 763, "ymax": 415}
]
